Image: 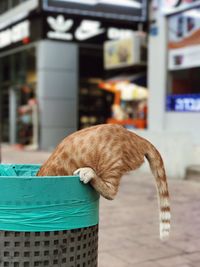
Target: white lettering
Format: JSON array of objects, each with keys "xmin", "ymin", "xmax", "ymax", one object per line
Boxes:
[
  {"xmin": 47, "ymin": 31, "xmax": 73, "ymax": 40},
  {"xmin": 175, "ymin": 97, "xmax": 200, "ymax": 112},
  {"xmin": 108, "ymin": 27, "xmax": 134, "ymax": 40},
  {"xmin": 0, "ymin": 20, "xmax": 29, "ymax": 49},
  {"xmin": 0, "ymin": 29, "xmax": 11, "ymax": 48},
  {"xmin": 175, "ymin": 99, "xmax": 184, "ymax": 111}
]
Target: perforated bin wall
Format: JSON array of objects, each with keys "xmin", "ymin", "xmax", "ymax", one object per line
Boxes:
[
  {"xmin": 0, "ymin": 164, "xmax": 99, "ymax": 267},
  {"xmin": 0, "ymin": 225, "xmax": 98, "ymax": 267}
]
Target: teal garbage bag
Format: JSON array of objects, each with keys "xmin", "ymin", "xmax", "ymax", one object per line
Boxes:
[
  {"xmin": 0, "ymin": 164, "xmax": 17, "ymax": 176},
  {"xmin": 0, "ymin": 164, "xmax": 99, "ymax": 232}
]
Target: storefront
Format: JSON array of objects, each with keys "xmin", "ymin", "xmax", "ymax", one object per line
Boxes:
[
  {"xmin": 0, "ymin": 0, "xmax": 148, "ymax": 150},
  {"xmin": 167, "ymin": 5, "xmax": 200, "ymax": 113},
  {"xmin": 0, "ymin": 46, "xmax": 37, "ymax": 146},
  {"xmin": 146, "ymin": 0, "xmax": 200, "ymax": 179}
]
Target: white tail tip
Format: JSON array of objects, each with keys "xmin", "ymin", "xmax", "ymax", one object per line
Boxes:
[
  {"xmin": 160, "ymin": 210, "xmax": 171, "ymax": 240},
  {"xmin": 160, "ymin": 222, "xmax": 170, "ymax": 241}
]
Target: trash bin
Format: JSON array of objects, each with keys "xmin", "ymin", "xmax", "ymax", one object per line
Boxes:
[{"xmin": 0, "ymin": 164, "xmax": 99, "ymax": 267}]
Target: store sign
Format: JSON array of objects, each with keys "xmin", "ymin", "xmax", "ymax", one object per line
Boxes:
[
  {"xmin": 104, "ymin": 38, "xmax": 134, "ymax": 69},
  {"xmin": 167, "ymin": 94, "xmax": 200, "ymax": 112},
  {"xmin": 46, "ymin": 14, "xmax": 135, "ymax": 43},
  {"xmin": 0, "ymin": 20, "xmax": 30, "ymax": 49},
  {"xmin": 104, "ymin": 35, "xmax": 144, "ymax": 69},
  {"xmin": 43, "ymin": 0, "xmax": 147, "ymax": 22}
]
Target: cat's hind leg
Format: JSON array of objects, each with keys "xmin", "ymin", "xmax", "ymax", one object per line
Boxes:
[{"xmin": 73, "ymin": 167, "xmax": 118, "ymax": 200}]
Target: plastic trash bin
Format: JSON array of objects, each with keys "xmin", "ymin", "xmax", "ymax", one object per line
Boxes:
[{"xmin": 0, "ymin": 164, "xmax": 99, "ymax": 267}]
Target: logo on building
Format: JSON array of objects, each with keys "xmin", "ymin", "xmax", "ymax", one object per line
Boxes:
[
  {"xmin": 0, "ymin": 20, "xmax": 30, "ymax": 49},
  {"xmin": 47, "ymin": 15, "xmax": 105, "ymax": 41},
  {"xmin": 75, "ymin": 20, "xmax": 105, "ymax": 41},
  {"xmin": 46, "ymin": 14, "xmax": 137, "ymax": 43},
  {"xmin": 47, "ymin": 15, "xmax": 73, "ymax": 40}
]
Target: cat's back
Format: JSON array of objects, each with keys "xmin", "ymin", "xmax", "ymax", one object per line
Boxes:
[
  {"xmin": 57, "ymin": 124, "xmax": 128, "ymax": 163},
  {"xmin": 65, "ymin": 124, "xmax": 127, "ymax": 146}
]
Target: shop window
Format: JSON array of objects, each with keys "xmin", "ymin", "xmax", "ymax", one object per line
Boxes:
[
  {"xmin": 167, "ymin": 8, "xmax": 200, "ymax": 112},
  {"xmin": 0, "ymin": 47, "xmax": 38, "ymax": 146},
  {"xmin": 98, "ymin": 73, "xmax": 148, "ymax": 130},
  {"xmin": 167, "ymin": 68, "xmax": 200, "ymax": 112},
  {"xmin": 15, "ymin": 48, "xmax": 37, "ymax": 147},
  {"xmin": 79, "ymin": 46, "xmax": 111, "ymax": 129},
  {"xmin": 168, "ymin": 68, "xmax": 200, "ymax": 95},
  {"xmin": 79, "ymin": 45, "xmax": 148, "ymax": 130}
]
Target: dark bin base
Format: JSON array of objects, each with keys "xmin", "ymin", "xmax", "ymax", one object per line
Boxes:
[{"xmin": 0, "ymin": 225, "xmax": 98, "ymax": 267}]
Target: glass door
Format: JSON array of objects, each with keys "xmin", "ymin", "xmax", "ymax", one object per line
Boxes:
[{"xmin": 0, "ymin": 47, "xmax": 38, "ymax": 148}]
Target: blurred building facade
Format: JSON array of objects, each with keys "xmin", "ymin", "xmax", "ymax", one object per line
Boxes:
[
  {"xmin": 0, "ymin": 0, "xmax": 148, "ymax": 150},
  {"xmin": 146, "ymin": 0, "xmax": 200, "ymax": 179}
]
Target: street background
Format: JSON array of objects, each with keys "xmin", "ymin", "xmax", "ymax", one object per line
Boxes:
[
  {"xmin": 1, "ymin": 1, "xmax": 200, "ymax": 266},
  {"xmin": 2, "ymin": 144, "xmax": 200, "ymax": 267}
]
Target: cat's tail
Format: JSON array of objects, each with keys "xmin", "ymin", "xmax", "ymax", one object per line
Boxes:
[{"xmin": 145, "ymin": 144, "xmax": 171, "ymax": 241}]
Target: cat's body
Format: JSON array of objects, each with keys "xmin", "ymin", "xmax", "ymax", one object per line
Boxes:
[{"xmin": 37, "ymin": 124, "xmax": 170, "ymax": 239}]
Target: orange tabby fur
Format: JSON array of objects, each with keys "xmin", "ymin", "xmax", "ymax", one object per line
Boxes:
[{"xmin": 37, "ymin": 124, "xmax": 170, "ymax": 240}]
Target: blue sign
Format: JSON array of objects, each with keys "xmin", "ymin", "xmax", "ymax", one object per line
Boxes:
[{"xmin": 167, "ymin": 94, "xmax": 200, "ymax": 112}]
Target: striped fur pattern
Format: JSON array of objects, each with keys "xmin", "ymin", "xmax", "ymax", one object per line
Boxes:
[{"xmin": 37, "ymin": 124, "xmax": 170, "ymax": 240}]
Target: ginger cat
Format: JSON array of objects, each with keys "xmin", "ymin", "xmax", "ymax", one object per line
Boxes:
[{"xmin": 37, "ymin": 124, "xmax": 170, "ymax": 240}]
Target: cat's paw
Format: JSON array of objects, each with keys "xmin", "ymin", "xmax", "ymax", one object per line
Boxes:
[{"xmin": 73, "ymin": 167, "xmax": 95, "ymax": 184}]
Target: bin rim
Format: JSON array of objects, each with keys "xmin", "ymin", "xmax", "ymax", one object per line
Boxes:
[{"xmin": 0, "ymin": 163, "xmax": 99, "ymax": 232}]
